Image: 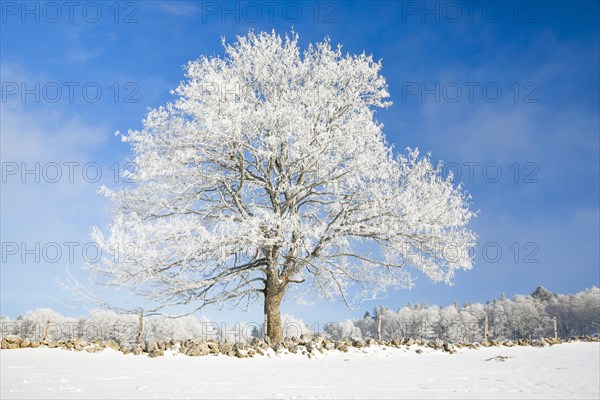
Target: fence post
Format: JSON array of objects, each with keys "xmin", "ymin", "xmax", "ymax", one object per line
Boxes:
[
  {"xmin": 377, "ymin": 314, "xmax": 382, "ymax": 341},
  {"xmin": 552, "ymin": 316, "xmax": 558, "ymax": 340},
  {"xmin": 43, "ymin": 320, "xmax": 50, "ymax": 341},
  {"xmin": 137, "ymin": 311, "xmax": 144, "ymax": 345}
]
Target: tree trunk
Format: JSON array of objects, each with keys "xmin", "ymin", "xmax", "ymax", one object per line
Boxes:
[
  {"xmin": 137, "ymin": 311, "xmax": 144, "ymax": 345},
  {"xmin": 264, "ymin": 284, "xmax": 284, "ymax": 343}
]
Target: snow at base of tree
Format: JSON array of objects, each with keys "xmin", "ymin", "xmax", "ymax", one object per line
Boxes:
[{"xmin": 1, "ymin": 342, "xmax": 598, "ymax": 399}]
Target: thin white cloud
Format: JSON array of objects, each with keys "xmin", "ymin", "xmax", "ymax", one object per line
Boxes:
[
  {"xmin": 158, "ymin": 1, "xmax": 200, "ymax": 16},
  {"xmin": 1, "ymin": 64, "xmax": 115, "ymax": 312}
]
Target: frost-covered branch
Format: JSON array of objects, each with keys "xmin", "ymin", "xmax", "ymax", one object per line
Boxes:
[{"xmin": 84, "ymin": 30, "xmax": 476, "ymax": 341}]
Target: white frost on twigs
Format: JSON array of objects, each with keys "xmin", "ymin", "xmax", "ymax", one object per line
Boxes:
[{"xmin": 86, "ymin": 30, "xmax": 477, "ymax": 313}]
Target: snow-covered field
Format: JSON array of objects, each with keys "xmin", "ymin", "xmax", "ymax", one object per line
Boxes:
[{"xmin": 1, "ymin": 342, "xmax": 598, "ymax": 399}]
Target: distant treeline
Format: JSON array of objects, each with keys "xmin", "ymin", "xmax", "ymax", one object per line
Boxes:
[
  {"xmin": 325, "ymin": 286, "xmax": 600, "ymax": 342},
  {"xmin": 1, "ymin": 287, "xmax": 598, "ymax": 343}
]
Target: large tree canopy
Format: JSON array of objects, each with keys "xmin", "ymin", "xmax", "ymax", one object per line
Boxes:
[{"xmin": 90, "ymin": 30, "xmax": 477, "ymax": 342}]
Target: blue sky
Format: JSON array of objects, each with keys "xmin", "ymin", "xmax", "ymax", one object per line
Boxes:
[{"xmin": 1, "ymin": 1, "xmax": 599, "ymax": 325}]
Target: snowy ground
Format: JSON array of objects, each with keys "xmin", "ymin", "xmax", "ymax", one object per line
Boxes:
[{"xmin": 1, "ymin": 342, "xmax": 598, "ymax": 399}]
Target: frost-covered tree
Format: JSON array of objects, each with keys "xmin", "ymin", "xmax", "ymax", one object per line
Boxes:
[
  {"xmin": 89, "ymin": 30, "xmax": 476, "ymax": 342},
  {"xmin": 324, "ymin": 319, "xmax": 362, "ymax": 340},
  {"xmin": 281, "ymin": 314, "xmax": 312, "ymax": 339},
  {"xmin": 460, "ymin": 303, "xmax": 485, "ymax": 342},
  {"xmin": 531, "ymin": 286, "xmax": 556, "ymax": 303},
  {"xmin": 86, "ymin": 309, "xmax": 138, "ymax": 342},
  {"xmin": 22, "ymin": 308, "xmax": 73, "ymax": 341},
  {"xmin": 436, "ymin": 304, "xmax": 462, "ymax": 342}
]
